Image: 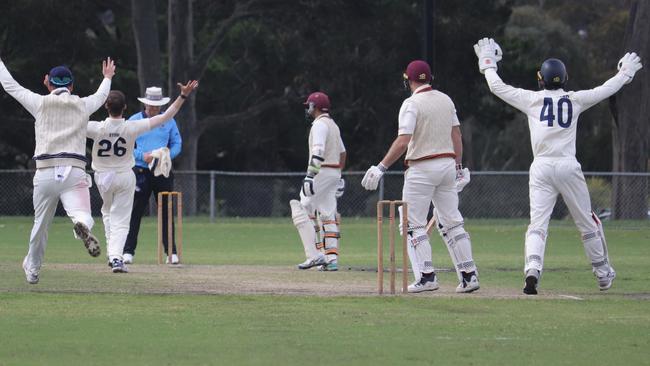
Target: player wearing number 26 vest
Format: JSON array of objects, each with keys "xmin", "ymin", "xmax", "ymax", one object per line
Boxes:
[{"xmin": 475, "ymin": 37, "xmax": 642, "ymax": 294}]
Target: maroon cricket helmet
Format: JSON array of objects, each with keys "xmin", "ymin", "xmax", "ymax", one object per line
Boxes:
[
  {"xmin": 403, "ymin": 60, "xmax": 432, "ymax": 83},
  {"xmin": 304, "ymin": 92, "xmax": 330, "ymax": 112}
]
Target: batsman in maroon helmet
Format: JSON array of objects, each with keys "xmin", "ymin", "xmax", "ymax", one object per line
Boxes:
[
  {"xmin": 290, "ymin": 92, "xmax": 346, "ymax": 271},
  {"xmin": 362, "ymin": 60, "xmax": 480, "ymax": 293}
]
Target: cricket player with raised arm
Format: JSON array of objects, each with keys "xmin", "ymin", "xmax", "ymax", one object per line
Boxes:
[
  {"xmin": 87, "ymin": 80, "xmax": 198, "ymax": 273},
  {"xmin": 361, "ymin": 60, "xmax": 480, "ymax": 293},
  {"xmin": 0, "ymin": 57, "xmax": 115, "ymax": 284},
  {"xmin": 290, "ymin": 92, "xmax": 346, "ymax": 271},
  {"xmin": 474, "ymin": 37, "xmax": 642, "ymax": 294}
]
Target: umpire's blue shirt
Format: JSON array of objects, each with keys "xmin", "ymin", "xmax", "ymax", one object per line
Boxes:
[{"xmin": 128, "ymin": 111, "xmax": 182, "ymax": 168}]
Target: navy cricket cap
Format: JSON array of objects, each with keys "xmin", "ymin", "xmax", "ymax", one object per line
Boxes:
[{"xmin": 48, "ymin": 66, "xmax": 74, "ymax": 87}]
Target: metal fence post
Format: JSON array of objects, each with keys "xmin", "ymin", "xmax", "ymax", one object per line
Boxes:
[{"xmin": 209, "ymin": 171, "xmax": 216, "ymax": 222}]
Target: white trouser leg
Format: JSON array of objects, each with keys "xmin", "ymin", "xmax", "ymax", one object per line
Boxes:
[
  {"xmin": 60, "ymin": 168, "xmax": 93, "ymax": 231},
  {"xmin": 291, "ymin": 199, "xmax": 319, "ymax": 259},
  {"xmin": 525, "ymin": 160, "xmax": 557, "ymax": 274},
  {"xmin": 100, "ymin": 190, "xmax": 113, "ymax": 254},
  {"xmin": 432, "ymin": 161, "xmax": 476, "ymax": 280},
  {"xmin": 305, "ymin": 168, "xmax": 340, "ymax": 262},
  {"xmin": 554, "ymin": 160, "xmax": 613, "ymax": 277},
  {"xmin": 402, "ymin": 162, "xmax": 441, "ymax": 280},
  {"xmin": 25, "ymin": 169, "xmax": 61, "ymax": 273},
  {"xmin": 100, "ymin": 171, "xmax": 135, "ymax": 261}
]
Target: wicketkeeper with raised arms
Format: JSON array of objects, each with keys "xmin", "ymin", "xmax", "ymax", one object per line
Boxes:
[
  {"xmin": 87, "ymin": 81, "xmax": 198, "ymax": 273},
  {"xmin": 0, "ymin": 56, "xmax": 115, "ymax": 284},
  {"xmin": 474, "ymin": 37, "xmax": 642, "ymax": 294},
  {"xmin": 291, "ymin": 92, "xmax": 346, "ymax": 271},
  {"xmin": 362, "ymin": 60, "xmax": 480, "ymax": 293}
]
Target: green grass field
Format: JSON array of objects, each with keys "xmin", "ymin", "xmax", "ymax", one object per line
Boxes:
[{"xmin": 1, "ymin": 216, "xmax": 649, "ymax": 365}]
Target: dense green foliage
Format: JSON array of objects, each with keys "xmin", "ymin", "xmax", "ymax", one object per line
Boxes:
[{"xmin": 0, "ymin": 0, "xmax": 631, "ymax": 171}]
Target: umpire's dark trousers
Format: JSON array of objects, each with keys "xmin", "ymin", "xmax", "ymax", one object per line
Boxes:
[{"xmin": 123, "ymin": 167, "xmax": 177, "ymax": 256}]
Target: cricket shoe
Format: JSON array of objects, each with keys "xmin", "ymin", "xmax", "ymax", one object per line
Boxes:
[
  {"xmin": 123, "ymin": 253, "xmax": 134, "ymax": 264},
  {"xmin": 22, "ymin": 258, "xmax": 39, "ymax": 285},
  {"xmin": 456, "ymin": 271, "xmax": 480, "ymax": 293},
  {"xmin": 297, "ymin": 254, "xmax": 326, "ymax": 270},
  {"xmin": 73, "ymin": 222, "xmax": 101, "ymax": 257},
  {"xmin": 408, "ymin": 272, "xmax": 439, "ymax": 293},
  {"xmin": 523, "ymin": 269, "xmax": 540, "ymax": 295},
  {"xmin": 318, "ymin": 261, "xmax": 339, "ymax": 272},
  {"xmin": 597, "ymin": 271, "xmax": 616, "ymax": 291},
  {"xmin": 165, "ymin": 254, "xmax": 180, "ymax": 265},
  {"xmin": 110, "ymin": 258, "xmax": 128, "ymax": 273}
]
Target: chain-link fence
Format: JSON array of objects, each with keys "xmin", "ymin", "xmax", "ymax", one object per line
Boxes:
[{"xmin": 0, "ymin": 170, "xmax": 648, "ymax": 220}]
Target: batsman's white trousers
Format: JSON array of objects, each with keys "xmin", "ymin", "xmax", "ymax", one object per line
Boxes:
[
  {"xmin": 300, "ymin": 167, "xmax": 340, "ymax": 218},
  {"xmin": 402, "ymin": 158, "xmax": 464, "ymax": 229},
  {"xmin": 526, "ymin": 157, "xmax": 605, "ymax": 271},
  {"xmin": 25, "ymin": 167, "xmax": 93, "ymax": 273},
  {"xmin": 95, "ymin": 170, "xmax": 136, "ymax": 261}
]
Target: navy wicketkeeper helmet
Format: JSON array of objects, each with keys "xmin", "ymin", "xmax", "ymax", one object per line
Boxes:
[{"xmin": 537, "ymin": 58, "xmax": 568, "ymax": 90}]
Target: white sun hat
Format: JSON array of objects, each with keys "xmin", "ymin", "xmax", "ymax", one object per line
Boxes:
[{"xmin": 137, "ymin": 87, "xmax": 170, "ymax": 106}]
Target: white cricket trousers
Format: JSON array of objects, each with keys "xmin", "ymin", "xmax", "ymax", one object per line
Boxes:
[
  {"xmin": 525, "ymin": 157, "xmax": 608, "ymax": 273},
  {"xmin": 95, "ymin": 170, "xmax": 136, "ymax": 261},
  {"xmin": 25, "ymin": 167, "xmax": 93, "ymax": 273},
  {"xmin": 401, "ymin": 158, "xmax": 465, "ymax": 275},
  {"xmin": 300, "ymin": 167, "xmax": 340, "ymax": 218}
]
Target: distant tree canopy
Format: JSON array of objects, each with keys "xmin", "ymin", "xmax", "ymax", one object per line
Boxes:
[{"xmin": 0, "ymin": 0, "xmax": 636, "ymax": 173}]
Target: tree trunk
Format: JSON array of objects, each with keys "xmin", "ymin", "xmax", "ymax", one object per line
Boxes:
[
  {"xmin": 130, "ymin": 0, "xmax": 162, "ymax": 92},
  {"xmin": 168, "ymin": 0, "xmax": 198, "ymax": 214},
  {"xmin": 611, "ymin": 0, "xmax": 649, "ymax": 219}
]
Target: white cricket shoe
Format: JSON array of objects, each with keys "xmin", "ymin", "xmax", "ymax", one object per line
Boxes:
[
  {"xmin": 456, "ymin": 272, "xmax": 480, "ymax": 293},
  {"xmin": 408, "ymin": 273, "xmax": 439, "ymax": 293},
  {"xmin": 297, "ymin": 254, "xmax": 326, "ymax": 270},
  {"xmin": 73, "ymin": 222, "xmax": 101, "ymax": 257},
  {"xmin": 123, "ymin": 253, "xmax": 134, "ymax": 264},
  {"xmin": 598, "ymin": 271, "xmax": 616, "ymax": 291},
  {"xmin": 22, "ymin": 258, "xmax": 39, "ymax": 285},
  {"xmin": 165, "ymin": 254, "xmax": 180, "ymax": 265}
]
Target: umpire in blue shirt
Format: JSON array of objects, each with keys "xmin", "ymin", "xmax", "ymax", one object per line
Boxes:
[{"xmin": 123, "ymin": 87, "xmax": 182, "ymax": 264}]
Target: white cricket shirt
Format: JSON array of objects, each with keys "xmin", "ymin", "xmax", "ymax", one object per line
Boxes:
[{"xmin": 484, "ymin": 69, "xmax": 628, "ymax": 159}]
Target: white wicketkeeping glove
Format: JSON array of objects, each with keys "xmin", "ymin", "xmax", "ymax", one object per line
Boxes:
[
  {"xmin": 361, "ymin": 163, "xmax": 386, "ymax": 191},
  {"xmin": 617, "ymin": 52, "xmax": 642, "ymax": 84},
  {"xmin": 473, "ymin": 37, "xmax": 502, "ymax": 74},
  {"xmin": 335, "ymin": 178, "xmax": 345, "ymax": 198},
  {"xmin": 455, "ymin": 167, "xmax": 470, "ymax": 192}
]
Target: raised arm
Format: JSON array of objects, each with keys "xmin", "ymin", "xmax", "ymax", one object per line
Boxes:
[
  {"xmin": 0, "ymin": 58, "xmax": 43, "ymax": 116},
  {"xmin": 82, "ymin": 57, "xmax": 115, "ymax": 115},
  {"xmin": 484, "ymin": 69, "xmax": 536, "ymax": 112},
  {"xmin": 148, "ymin": 80, "xmax": 199, "ymax": 129},
  {"xmin": 574, "ymin": 52, "xmax": 642, "ymax": 110}
]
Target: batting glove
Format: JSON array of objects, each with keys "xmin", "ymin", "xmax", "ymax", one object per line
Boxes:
[
  {"xmin": 617, "ymin": 52, "xmax": 643, "ymax": 84},
  {"xmin": 455, "ymin": 165, "xmax": 471, "ymax": 192},
  {"xmin": 302, "ymin": 175, "xmax": 315, "ymax": 197},
  {"xmin": 335, "ymin": 178, "xmax": 345, "ymax": 198},
  {"xmin": 361, "ymin": 163, "xmax": 386, "ymax": 191},
  {"xmin": 474, "ymin": 37, "xmax": 501, "ymax": 74}
]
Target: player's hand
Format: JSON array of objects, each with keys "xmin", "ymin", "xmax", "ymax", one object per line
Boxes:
[
  {"xmin": 144, "ymin": 152, "xmax": 153, "ymax": 164},
  {"xmin": 617, "ymin": 52, "xmax": 642, "ymax": 84},
  {"xmin": 335, "ymin": 178, "xmax": 345, "ymax": 198},
  {"xmin": 455, "ymin": 165, "xmax": 470, "ymax": 192},
  {"xmin": 102, "ymin": 57, "xmax": 116, "ymax": 79},
  {"xmin": 302, "ymin": 176, "xmax": 315, "ymax": 197},
  {"xmin": 177, "ymin": 80, "xmax": 199, "ymax": 97},
  {"xmin": 361, "ymin": 164, "xmax": 386, "ymax": 191},
  {"xmin": 474, "ymin": 38, "xmax": 501, "ymax": 74}
]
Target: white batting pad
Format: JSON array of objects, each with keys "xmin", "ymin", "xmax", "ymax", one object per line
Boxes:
[{"xmin": 290, "ymin": 200, "xmax": 319, "ymax": 259}]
